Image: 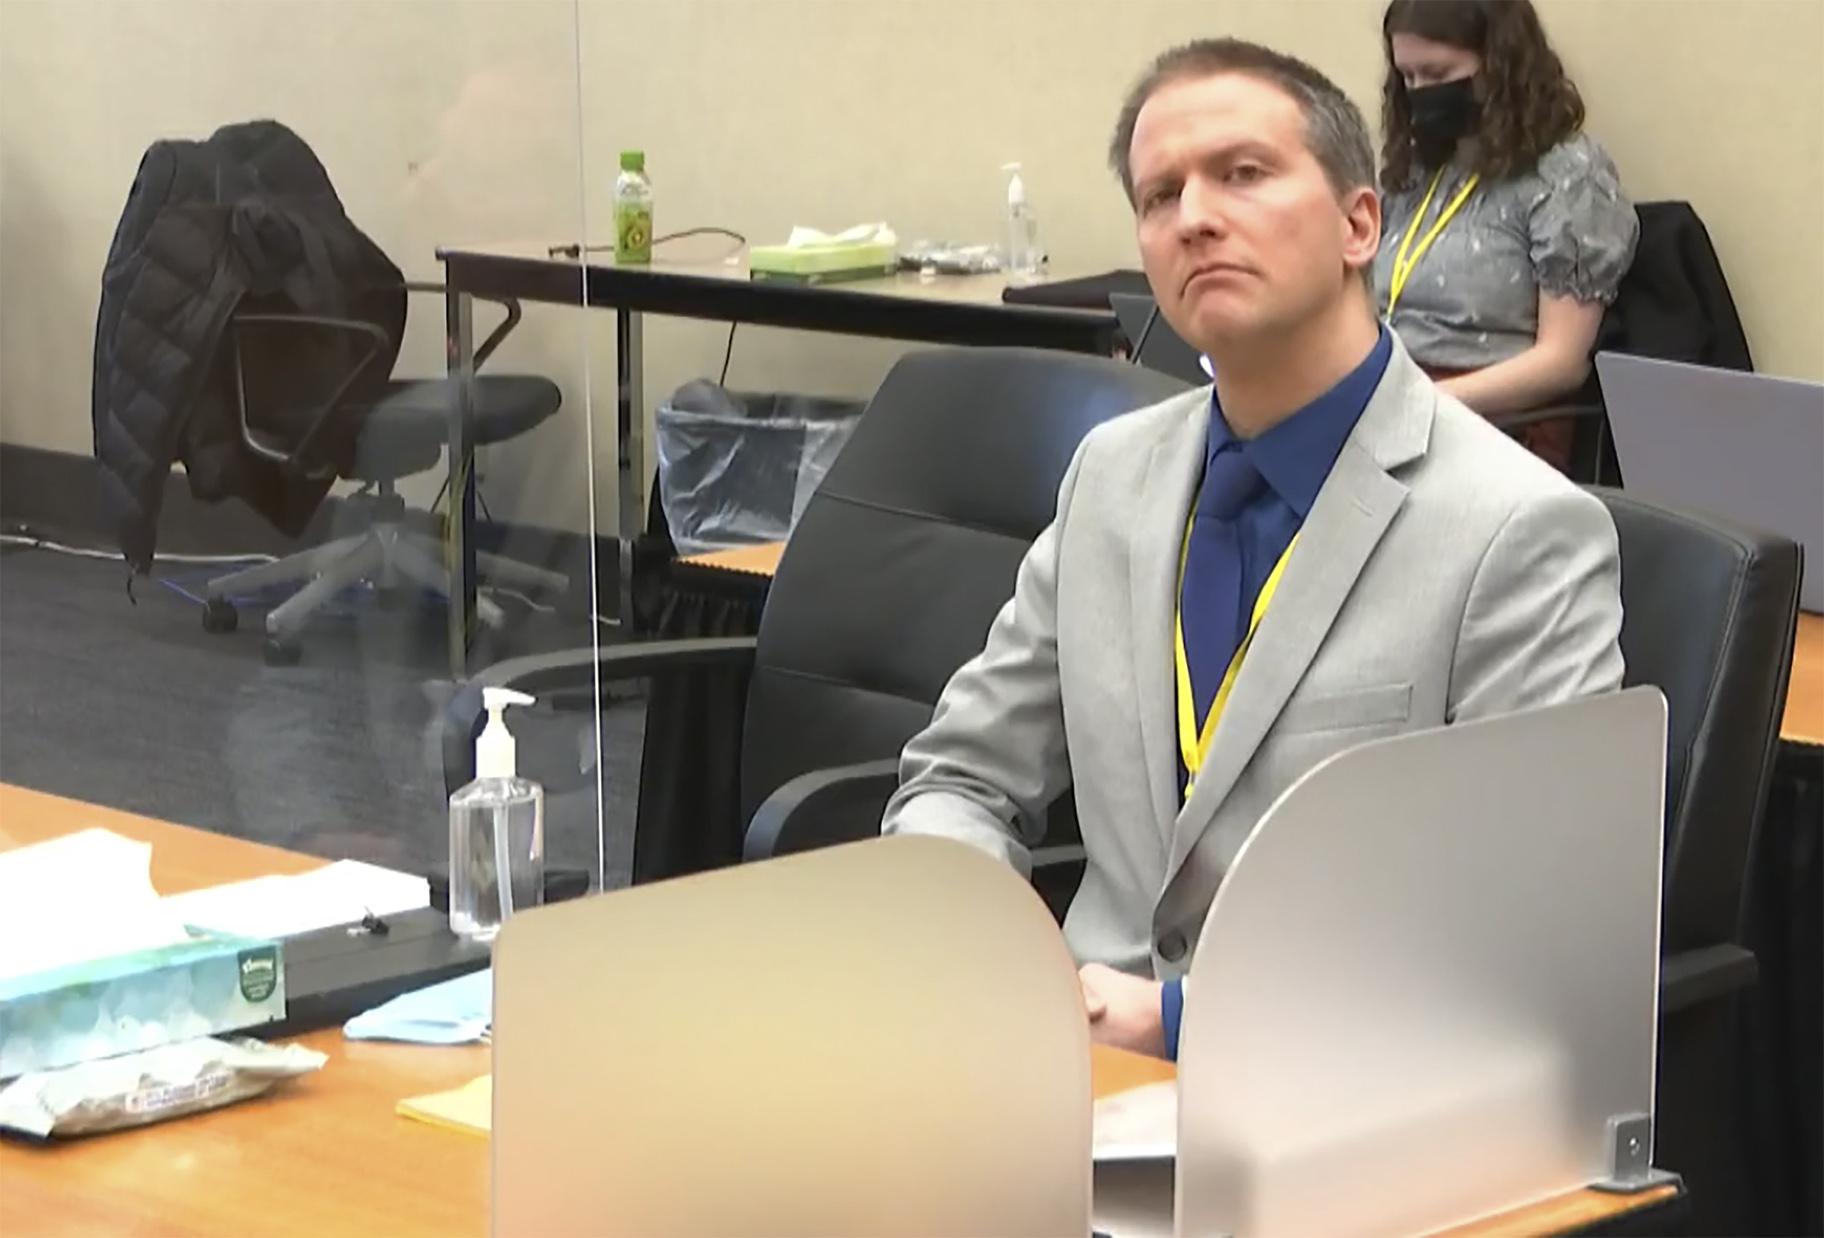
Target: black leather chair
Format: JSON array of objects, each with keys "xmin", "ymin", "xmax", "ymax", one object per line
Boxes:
[
  {"xmin": 1593, "ymin": 488, "xmax": 1803, "ymax": 1235},
  {"xmin": 202, "ymin": 282, "xmax": 564, "ymax": 664},
  {"xmin": 442, "ymin": 347, "xmax": 1188, "ymax": 911}
]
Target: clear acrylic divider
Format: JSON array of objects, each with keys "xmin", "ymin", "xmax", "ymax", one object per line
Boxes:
[
  {"xmin": 492, "ymin": 834, "xmax": 1093, "ymax": 1237},
  {"xmin": 1177, "ymin": 687, "xmax": 1668, "ymax": 1237}
]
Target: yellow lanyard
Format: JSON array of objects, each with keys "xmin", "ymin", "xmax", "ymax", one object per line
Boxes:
[
  {"xmin": 1173, "ymin": 516, "xmax": 1300, "ymax": 800},
  {"xmin": 1386, "ymin": 166, "xmax": 1480, "ymax": 316}
]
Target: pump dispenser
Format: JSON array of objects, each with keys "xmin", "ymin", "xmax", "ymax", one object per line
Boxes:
[
  {"xmin": 448, "ymin": 687, "xmax": 545, "ymax": 940},
  {"xmin": 475, "ymin": 687, "xmax": 531, "ymax": 777},
  {"xmin": 1001, "ymin": 162, "xmax": 1042, "ymax": 284}
]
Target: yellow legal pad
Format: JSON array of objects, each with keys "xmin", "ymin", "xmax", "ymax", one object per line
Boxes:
[{"xmin": 397, "ymin": 1073, "xmax": 492, "ymax": 1137}]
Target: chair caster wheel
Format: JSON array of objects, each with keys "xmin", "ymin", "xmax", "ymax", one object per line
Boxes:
[
  {"xmin": 263, "ymin": 638, "xmax": 301, "ymax": 667},
  {"xmin": 202, "ymin": 598, "xmax": 238, "ymax": 634}
]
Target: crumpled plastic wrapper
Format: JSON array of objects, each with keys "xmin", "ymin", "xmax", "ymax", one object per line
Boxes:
[
  {"xmin": 897, "ymin": 239, "xmax": 1003, "ymax": 275},
  {"xmin": 0, "ymin": 1036, "xmax": 326, "ymax": 1139}
]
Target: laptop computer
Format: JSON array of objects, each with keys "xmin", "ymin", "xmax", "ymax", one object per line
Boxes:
[
  {"xmin": 1110, "ymin": 292, "xmax": 1211, "ymax": 387},
  {"xmin": 489, "ymin": 837, "xmax": 1093, "ymax": 1234},
  {"xmin": 1597, "ymin": 352, "xmax": 1823, "ymax": 612}
]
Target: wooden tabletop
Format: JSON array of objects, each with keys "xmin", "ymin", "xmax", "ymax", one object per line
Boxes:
[
  {"xmin": 0, "ymin": 784, "xmax": 491, "ymax": 1238},
  {"xmin": 0, "ymin": 785, "xmax": 1677, "ymax": 1236},
  {"xmin": 677, "ymin": 540, "xmax": 787, "ymax": 578},
  {"xmin": 1440, "ymin": 1186, "xmax": 1680, "ymax": 1238},
  {"xmin": 436, "ymin": 244, "xmax": 1112, "ymax": 315},
  {"xmin": 1784, "ymin": 612, "xmax": 1824, "ymax": 747},
  {"xmin": 435, "ymin": 244, "xmax": 1118, "ymax": 357}
]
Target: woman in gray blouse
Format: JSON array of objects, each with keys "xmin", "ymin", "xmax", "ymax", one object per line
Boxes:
[{"xmin": 1374, "ymin": 0, "xmax": 1638, "ymax": 469}]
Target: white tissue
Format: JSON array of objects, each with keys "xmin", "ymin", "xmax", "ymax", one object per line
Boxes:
[
  {"xmin": 783, "ymin": 222, "xmax": 897, "ymax": 248},
  {"xmin": 0, "ymin": 829, "xmax": 195, "ymax": 983}
]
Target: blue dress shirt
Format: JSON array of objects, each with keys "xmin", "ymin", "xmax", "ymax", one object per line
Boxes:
[{"xmin": 1161, "ymin": 327, "xmax": 1392, "ymax": 1061}]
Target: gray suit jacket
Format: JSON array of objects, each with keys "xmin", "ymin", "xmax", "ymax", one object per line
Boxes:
[{"xmin": 882, "ymin": 339, "xmax": 1624, "ymax": 980}]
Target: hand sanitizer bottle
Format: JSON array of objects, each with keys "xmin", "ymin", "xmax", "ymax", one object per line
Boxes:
[
  {"xmin": 1001, "ymin": 162, "xmax": 1043, "ymax": 285},
  {"xmin": 449, "ymin": 687, "xmax": 545, "ymax": 941}
]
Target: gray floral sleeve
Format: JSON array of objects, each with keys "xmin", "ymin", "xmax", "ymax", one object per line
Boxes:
[{"xmin": 1527, "ymin": 134, "xmax": 1639, "ymax": 305}]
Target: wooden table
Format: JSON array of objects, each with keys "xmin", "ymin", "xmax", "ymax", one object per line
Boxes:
[
  {"xmin": 436, "ymin": 244, "xmax": 1119, "ymax": 667},
  {"xmin": 0, "ymin": 784, "xmax": 491, "ymax": 1238},
  {"xmin": 1783, "ymin": 612, "xmax": 1823, "ymax": 747},
  {"xmin": 677, "ymin": 540, "xmax": 787, "ymax": 578},
  {"xmin": 1, "ymin": 785, "xmax": 1678, "ymax": 1236}
]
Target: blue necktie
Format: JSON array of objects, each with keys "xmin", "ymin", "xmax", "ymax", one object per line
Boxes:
[{"xmin": 1180, "ymin": 444, "xmax": 1265, "ymax": 721}]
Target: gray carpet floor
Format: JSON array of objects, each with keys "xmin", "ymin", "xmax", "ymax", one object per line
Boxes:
[{"xmin": 0, "ymin": 543, "xmax": 644, "ymax": 887}]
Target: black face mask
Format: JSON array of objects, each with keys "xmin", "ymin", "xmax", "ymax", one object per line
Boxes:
[{"xmin": 1407, "ymin": 76, "xmax": 1480, "ymax": 166}]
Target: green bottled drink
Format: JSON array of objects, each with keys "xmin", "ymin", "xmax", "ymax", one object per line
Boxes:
[{"xmin": 614, "ymin": 150, "xmax": 653, "ymax": 264}]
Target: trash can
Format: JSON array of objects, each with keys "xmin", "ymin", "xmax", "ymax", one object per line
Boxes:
[{"xmin": 654, "ymin": 380, "xmax": 864, "ymax": 555}]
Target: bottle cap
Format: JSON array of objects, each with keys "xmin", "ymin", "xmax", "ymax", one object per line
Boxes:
[{"xmin": 620, "ymin": 150, "xmax": 645, "ymax": 172}]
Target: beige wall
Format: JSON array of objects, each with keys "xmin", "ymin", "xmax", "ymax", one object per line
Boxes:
[
  {"xmin": 4, "ymin": 0, "xmax": 1820, "ymax": 537},
  {"xmin": 0, "ymin": 0, "xmax": 592, "ymax": 527}
]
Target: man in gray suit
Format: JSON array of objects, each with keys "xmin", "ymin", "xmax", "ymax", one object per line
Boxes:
[{"xmin": 882, "ymin": 39, "xmax": 1624, "ymax": 1058}]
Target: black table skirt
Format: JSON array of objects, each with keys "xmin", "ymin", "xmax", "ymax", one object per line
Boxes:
[
  {"xmin": 1742, "ymin": 743, "xmax": 1823, "ymax": 1236},
  {"xmin": 631, "ymin": 556, "xmax": 768, "ymax": 883}
]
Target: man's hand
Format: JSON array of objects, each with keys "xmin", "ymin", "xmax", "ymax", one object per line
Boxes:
[{"xmin": 1078, "ymin": 963, "xmax": 1166, "ymax": 1058}]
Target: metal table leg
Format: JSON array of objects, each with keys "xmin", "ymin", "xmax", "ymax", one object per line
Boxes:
[
  {"xmin": 444, "ymin": 284, "xmax": 477, "ymax": 678},
  {"xmin": 616, "ymin": 306, "xmax": 644, "ymax": 631}
]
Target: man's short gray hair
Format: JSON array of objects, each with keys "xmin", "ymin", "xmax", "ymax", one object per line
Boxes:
[{"xmin": 1108, "ymin": 38, "xmax": 1377, "ymax": 204}]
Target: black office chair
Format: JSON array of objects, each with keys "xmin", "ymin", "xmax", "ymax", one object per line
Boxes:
[
  {"xmin": 202, "ymin": 283, "xmax": 563, "ymax": 664},
  {"xmin": 442, "ymin": 347, "xmax": 1189, "ymax": 913},
  {"xmin": 1490, "ymin": 200, "xmax": 1754, "ymax": 485},
  {"xmin": 1592, "ymin": 488, "xmax": 1803, "ymax": 1235}
]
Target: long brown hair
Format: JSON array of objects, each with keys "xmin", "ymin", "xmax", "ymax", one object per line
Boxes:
[{"xmin": 1380, "ymin": 0, "xmax": 1585, "ymax": 191}]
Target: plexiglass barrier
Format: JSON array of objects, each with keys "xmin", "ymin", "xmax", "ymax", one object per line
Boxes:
[{"xmin": 1178, "ymin": 688, "xmax": 1668, "ymax": 1237}]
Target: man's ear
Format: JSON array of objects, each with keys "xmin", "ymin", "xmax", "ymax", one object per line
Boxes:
[{"xmin": 1341, "ymin": 185, "xmax": 1382, "ymax": 279}]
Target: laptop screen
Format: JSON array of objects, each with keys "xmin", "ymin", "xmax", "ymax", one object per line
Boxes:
[{"xmin": 1597, "ymin": 351, "xmax": 1823, "ymax": 612}]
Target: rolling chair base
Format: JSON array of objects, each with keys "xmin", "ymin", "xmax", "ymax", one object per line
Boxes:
[{"xmin": 203, "ymin": 519, "xmax": 565, "ymax": 664}]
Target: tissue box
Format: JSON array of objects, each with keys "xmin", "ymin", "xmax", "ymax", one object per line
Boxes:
[
  {"xmin": 0, "ymin": 933, "xmax": 284, "ymax": 1078},
  {"xmin": 749, "ymin": 239, "xmax": 897, "ymax": 285}
]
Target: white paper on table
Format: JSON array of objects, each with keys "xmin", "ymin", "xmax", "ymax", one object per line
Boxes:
[
  {"xmin": 0, "ymin": 829, "xmax": 195, "ymax": 982},
  {"xmin": 161, "ymin": 860, "xmax": 429, "ymax": 939},
  {"xmin": 1092, "ymin": 1079, "xmax": 1178, "ymax": 1162}
]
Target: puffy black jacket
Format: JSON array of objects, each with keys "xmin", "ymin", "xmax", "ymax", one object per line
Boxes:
[{"xmin": 91, "ymin": 120, "xmax": 405, "ymax": 571}]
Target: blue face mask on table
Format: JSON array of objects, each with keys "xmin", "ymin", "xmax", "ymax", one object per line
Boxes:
[{"xmin": 343, "ymin": 968, "xmax": 492, "ymax": 1045}]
